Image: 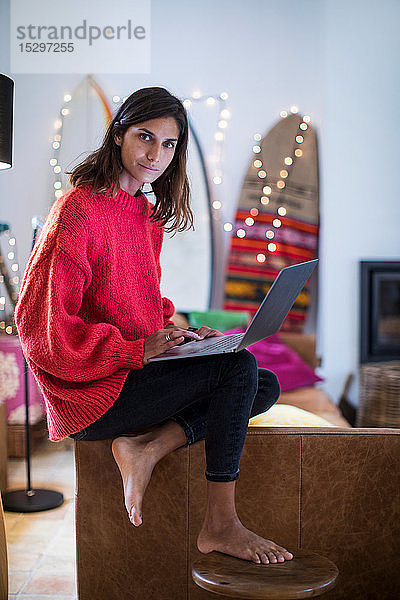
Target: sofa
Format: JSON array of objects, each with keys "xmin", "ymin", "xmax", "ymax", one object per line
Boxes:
[{"xmin": 74, "ymin": 333, "xmax": 400, "ymax": 599}]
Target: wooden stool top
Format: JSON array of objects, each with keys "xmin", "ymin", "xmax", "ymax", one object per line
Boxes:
[{"xmin": 192, "ymin": 549, "xmax": 339, "ymax": 599}]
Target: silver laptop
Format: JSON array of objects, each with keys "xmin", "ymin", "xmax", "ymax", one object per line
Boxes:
[{"xmin": 148, "ymin": 259, "xmax": 318, "ymax": 362}]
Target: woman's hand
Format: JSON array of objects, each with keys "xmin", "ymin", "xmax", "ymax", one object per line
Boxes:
[
  {"xmin": 143, "ymin": 327, "xmax": 201, "ymax": 365},
  {"xmin": 190, "ymin": 326, "xmax": 224, "ymax": 339}
]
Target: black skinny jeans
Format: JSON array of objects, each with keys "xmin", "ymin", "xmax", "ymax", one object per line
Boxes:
[{"xmin": 70, "ymin": 350, "xmax": 280, "ymax": 482}]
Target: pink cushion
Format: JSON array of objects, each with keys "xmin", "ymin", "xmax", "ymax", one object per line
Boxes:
[{"xmin": 225, "ymin": 328, "xmax": 324, "ymax": 392}]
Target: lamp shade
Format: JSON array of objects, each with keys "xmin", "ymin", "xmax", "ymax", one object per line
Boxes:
[{"xmin": 0, "ymin": 73, "xmax": 14, "ymax": 170}]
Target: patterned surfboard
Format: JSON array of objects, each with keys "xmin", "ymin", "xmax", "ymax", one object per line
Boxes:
[{"xmin": 224, "ymin": 113, "xmax": 319, "ymax": 332}]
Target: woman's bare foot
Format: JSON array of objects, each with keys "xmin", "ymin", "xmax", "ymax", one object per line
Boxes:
[
  {"xmin": 111, "ymin": 421, "xmax": 187, "ymax": 526},
  {"xmin": 197, "ymin": 518, "xmax": 294, "ymax": 565},
  {"xmin": 111, "ymin": 435, "xmax": 156, "ymax": 526}
]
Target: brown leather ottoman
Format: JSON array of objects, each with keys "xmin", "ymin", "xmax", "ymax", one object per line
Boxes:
[{"xmin": 74, "ymin": 426, "xmax": 400, "ymax": 599}]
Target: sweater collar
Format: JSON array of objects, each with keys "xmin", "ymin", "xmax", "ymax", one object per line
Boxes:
[{"xmin": 111, "ymin": 186, "xmax": 148, "ymax": 214}]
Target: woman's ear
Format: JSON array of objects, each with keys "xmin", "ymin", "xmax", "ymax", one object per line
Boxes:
[{"xmin": 114, "ymin": 134, "xmax": 121, "ymax": 146}]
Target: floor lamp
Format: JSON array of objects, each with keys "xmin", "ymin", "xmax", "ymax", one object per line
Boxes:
[{"xmin": 0, "ymin": 72, "xmax": 64, "ymax": 512}]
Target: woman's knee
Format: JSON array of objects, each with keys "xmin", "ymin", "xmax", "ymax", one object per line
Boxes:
[
  {"xmin": 220, "ymin": 349, "xmax": 258, "ymax": 390},
  {"xmin": 251, "ymin": 369, "xmax": 281, "ymax": 418},
  {"xmin": 237, "ymin": 349, "xmax": 259, "ymax": 391}
]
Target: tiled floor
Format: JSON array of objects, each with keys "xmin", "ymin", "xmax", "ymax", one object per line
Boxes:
[{"xmin": 4, "ymin": 438, "xmax": 77, "ymax": 600}]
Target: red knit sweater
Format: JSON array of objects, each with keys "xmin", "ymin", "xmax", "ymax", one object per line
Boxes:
[{"xmin": 14, "ymin": 185, "xmax": 175, "ymax": 441}]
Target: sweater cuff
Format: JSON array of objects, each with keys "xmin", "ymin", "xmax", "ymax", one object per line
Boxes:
[{"xmin": 118, "ymin": 339, "xmax": 146, "ymax": 370}]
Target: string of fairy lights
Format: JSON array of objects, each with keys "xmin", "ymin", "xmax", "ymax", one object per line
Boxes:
[
  {"xmin": 48, "ymin": 89, "xmax": 232, "ymax": 209},
  {"xmin": 223, "ymin": 106, "xmax": 311, "ymax": 264},
  {"xmin": 1, "ymin": 94, "xmax": 312, "ymax": 337},
  {"xmin": 0, "ymin": 230, "xmax": 20, "ymax": 335}
]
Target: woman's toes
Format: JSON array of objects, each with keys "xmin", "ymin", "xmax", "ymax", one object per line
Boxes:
[
  {"xmin": 129, "ymin": 505, "xmax": 142, "ymax": 526},
  {"xmin": 276, "ymin": 545, "xmax": 294, "ymax": 560},
  {"xmin": 260, "ymin": 553, "xmax": 269, "ymax": 565},
  {"xmin": 252, "ymin": 553, "xmax": 261, "ymax": 564},
  {"xmin": 267, "ymin": 552, "xmax": 277, "ymax": 563},
  {"xmin": 276, "ymin": 553, "xmax": 285, "ymax": 562}
]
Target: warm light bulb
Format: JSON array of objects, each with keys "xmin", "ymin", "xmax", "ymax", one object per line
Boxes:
[
  {"xmin": 299, "ymin": 123, "xmax": 307, "ymax": 130},
  {"xmin": 215, "ymin": 131, "xmax": 224, "ymax": 141},
  {"xmin": 54, "ymin": 181, "xmax": 62, "ymax": 189},
  {"xmin": 253, "ymin": 159, "xmax": 262, "ymax": 168},
  {"xmin": 278, "ymin": 207, "xmax": 287, "ymax": 216},
  {"xmin": 257, "ymin": 253, "xmax": 266, "ymax": 263},
  {"xmin": 237, "ymin": 229, "xmax": 246, "ymax": 238},
  {"xmin": 280, "ymin": 169, "xmax": 288, "ymax": 178},
  {"xmin": 273, "ymin": 219, "xmax": 282, "ymax": 228},
  {"xmin": 52, "ymin": 142, "xmax": 60, "ymax": 149},
  {"xmin": 192, "ymin": 91, "xmax": 201, "ymax": 99},
  {"xmin": 303, "ymin": 115, "xmax": 311, "ymax": 123},
  {"xmin": 260, "ymin": 196, "xmax": 269, "ymax": 205},
  {"xmin": 61, "ymin": 108, "xmax": 69, "ymax": 116},
  {"xmin": 8, "ymin": 238, "xmax": 15, "ymax": 246},
  {"xmin": 284, "ymin": 157, "xmax": 293, "ymax": 166},
  {"xmin": 295, "ymin": 149, "xmax": 303, "ymax": 157},
  {"xmin": 277, "ymin": 180, "xmax": 285, "ymax": 189},
  {"xmin": 220, "ymin": 109, "xmax": 230, "ymax": 119},
  {"xmin": 268, "ymin": 243, "xmax": 277, "ymax": 252},
  {"xmin": 224, "ymin": 222, "xmax": 233, "ymax": 231},
  {"xmin": 250, "ymin": 208, "xmax": 259, "ymax": 216},
  {"xmin": 183, "ymin": 99, "xmax": 192, "ymax": 108},
  {"xmin": 257, "ymin": 170, "xmax": 267, "ymax": 179},
  {"xmin": 213, "ymin": 176, "xmax": 222, "ymax": 185},
  {"xmin": 207, "ymin": 97, "xmax": 216, "ymax": 105},
  {"xmin": 50, "ymin": 158, "xmax": 57, "ymax": 166},
  {"xmin": 218, "ymin": 120, "xmax": 228, "ymax": 129},
  {"xmin": 54, "ymin": 119, "xmax": 62, "ymax": 129},
  {"xmin": 266, "ymin": 230, "xmax": 274, "ymax": 239},
  {"xmin": 112, "ymin": 95, "xmax": 120, "ymax": 103},
  {"xmin": 296, "ymin": 135, "xmax": 304, "ymax": 143},
  {"xmin": 55, "ymin": 190, "xmax": 63, "ymax": 198},
  {"xmin": 53, "ymin": 166, "xmax": 61, "ymax": 173},
  {"xmin": 253, "ymin": 133, "xmax": 262, "ymax": 141},
  {"xmin": 290, "ymin": 105, "xmax": 298, "ymax": 114},
  {"xmin": 213, "ymin": 201, "xmax": 222, "ymax": 209},
  {"xmin": 245, "ymin": 217, "xmax": 254, "ymax": 226},
  {"xmin": 253, "ymin": 145, "xmax": 261, "ymax": 154},
  {"xmin": 263, "ymin": 186, "xmax": 272, "ymax": 195},
  {"xmin": 280, "ymin": 110, "xmax": 288, "ymax": 118},
  {"xmin": 64, "ymin": 94, "xmax": 72, "ymax": 102},
  {"xmin": 220, "ymin": 92, "xmax": 229, "ymax": 100}
]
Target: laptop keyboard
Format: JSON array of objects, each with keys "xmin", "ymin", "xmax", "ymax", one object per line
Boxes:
[{"xmin": 180, "ymin": 333, "xmax": 245, "ymax": 355}]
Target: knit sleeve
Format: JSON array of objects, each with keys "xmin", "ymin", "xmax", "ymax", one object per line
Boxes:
[{"xmin": 14, "ymin": 249, "xmax": 145, "ymax": 382}]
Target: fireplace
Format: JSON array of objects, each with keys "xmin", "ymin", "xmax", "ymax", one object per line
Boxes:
[{"xmin": 360, "ymin": 260, "xmax": 400, "ymax": 363}]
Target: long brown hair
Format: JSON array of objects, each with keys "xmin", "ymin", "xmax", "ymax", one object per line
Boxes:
[{"xmin": 67, "ymin": 87, "xmax": 193, "ymax": 234}]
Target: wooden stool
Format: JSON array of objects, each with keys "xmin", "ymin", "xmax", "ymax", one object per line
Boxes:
[{"xmin": 192, "ymin": 549, "xmax": 339, "ymax": 599}]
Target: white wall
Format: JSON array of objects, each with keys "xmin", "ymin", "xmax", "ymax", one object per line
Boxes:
[
  {"xmin": 0, "ymin": 0, "xmax": 399, "ymax": 406},
  {"xmin": 319, "ymin": 0, "xmax": 400, "ymax": 403}
]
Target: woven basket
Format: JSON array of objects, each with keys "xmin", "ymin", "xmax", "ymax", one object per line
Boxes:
[{"xmin": 357, "ymin": 361, "xmax": 400, "ymax": 427}]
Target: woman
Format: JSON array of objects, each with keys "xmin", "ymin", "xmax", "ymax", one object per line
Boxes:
[{"xmin": 15, "ymin": 86, "xmax": 293, "ymax": 565}]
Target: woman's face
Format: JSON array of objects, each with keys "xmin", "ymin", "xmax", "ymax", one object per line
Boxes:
[{"xmin": 114, "ymin": 116, "xmax": 180, "ymax": 193}]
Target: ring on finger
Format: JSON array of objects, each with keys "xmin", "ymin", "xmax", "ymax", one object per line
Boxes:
[{"xmin": 165, "ymin": 334, "xmax": 171, "ymax": 342}]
